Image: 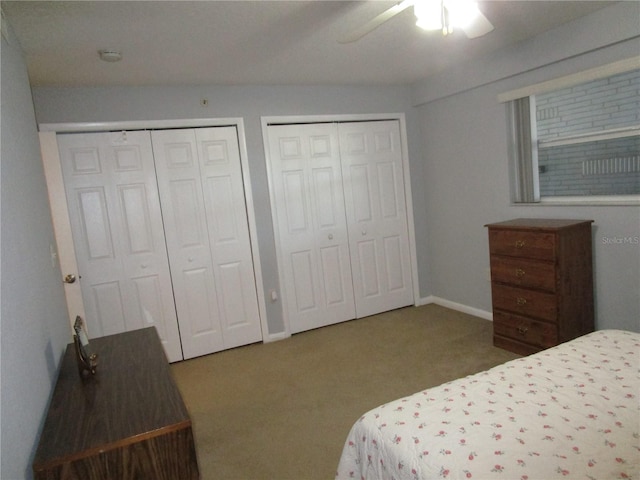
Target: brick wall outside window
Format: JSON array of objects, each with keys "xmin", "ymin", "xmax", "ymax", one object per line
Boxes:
[{"xmin": 536, "ymin": 70, "xmax": 639, "ymax": 196}]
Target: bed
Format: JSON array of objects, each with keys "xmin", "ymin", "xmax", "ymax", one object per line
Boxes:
[{"xmin": 336, "ymin": 329, "xmax": 639, "ymax": 480}]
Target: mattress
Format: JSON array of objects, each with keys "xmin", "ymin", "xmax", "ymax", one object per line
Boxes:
[{"xmin": 336, "ymin": 329, "xmax": 639, "ymax": 480}]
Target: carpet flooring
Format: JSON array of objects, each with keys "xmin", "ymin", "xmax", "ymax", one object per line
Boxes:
[{"xmin": 171, "ymin": 304, "xmax": 520, "ymax": 480}]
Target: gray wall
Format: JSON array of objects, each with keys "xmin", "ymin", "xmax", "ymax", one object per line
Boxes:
[
  {"xmin": 1, "ymin": 28, "xmax": 70, "ymax": 479},
  {"xmin": 31, "ymin": 85, "xmax": 427, "ymax": 336},
  {"xmin": 413, "ymin": 2, "xmax": 640, "ymax": 332},
  {"xmin": 29, "ymin": 2, "xmax": 640, "ymax": 336}
]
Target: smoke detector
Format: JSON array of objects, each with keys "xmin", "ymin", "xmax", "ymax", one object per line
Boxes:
[{"xmin": 98, "ymin": 50, "xmax": 122, "ymax": 62}]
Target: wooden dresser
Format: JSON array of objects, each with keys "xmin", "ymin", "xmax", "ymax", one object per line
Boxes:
[
  {"xmin": 33, "ymin": 327, "xmax": 199, "ymax": 480},
  {"xmin": 486, "ymin": 219, "xmax": 594, "ymax": 355}
]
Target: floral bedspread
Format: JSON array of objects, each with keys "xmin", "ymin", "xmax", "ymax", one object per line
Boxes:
[{"xmin": 336, "ymin": 330, "xmax": 639, "ymax": 480}]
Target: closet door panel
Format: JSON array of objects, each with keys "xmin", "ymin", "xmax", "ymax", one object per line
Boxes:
[
  {"xmin": 77, "ymin": 187, "xmax": 113, "ymax": 260},
  {"xmin": 58, "ymin": 131, "xmax": 183, "ymax": 361},
  {"xmin": 356, "ymin": 239, "xmax": 380, "ymax": 298},
  {"xmin": 267, "ymin": 124, "xmax": 355, "ymax": 334},
  {"xmin": 73, "ymin": 181, "xmax": 128, "ymax": 337},
  {"xmin": 151, "ymin": 130, "xmax": 225, "ymax": 358},
  {"xmin": 195, "ymin": 127, "xmax": 262, "ymax": 349},
  {"xmin": 290, "ymin": 249, "xmax": 318, "ymax": 312},
  {"xmin": 320, "ymin": 245, "xmax": 350, "ymax": 306},
  {"xmin": 218, "ymin": 261, "xmax": 247, "ymax": 325},
  {"xmin": 339, "ymin": 121, "xmax": 413, "ymax": 318},
  {"xmin": 169, "ymin": 179, "xmax": 208, "ymax": 249},
  {"xmin": 131, "ymin": 274, "xmax": 171, "ymax": 339},
  {"xmin": 383, "ymin": 235, "xmax": 406, "ymax": 291},
  {"xmin": 349, "ymin": 164, "xmax": 373, "ymax": 223},
  {"xmin": 91, "ymin": 281, "xmax": 127, "ymax": 336},
  {"xmin": 109, "ymin": 133, "xmax": 182, "ymax": 356},
  {"xmin": 182, "ymin": 267, "xmax": 219, "ymax": 336},
  {"xmin": 283, "ymin": 170, "xmax": 309, "ymax": 233}
]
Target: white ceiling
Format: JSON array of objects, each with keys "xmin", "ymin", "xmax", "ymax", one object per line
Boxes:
[{"xmin": 2, "ymin": 1, "xmax": 615, "ymax": 87}]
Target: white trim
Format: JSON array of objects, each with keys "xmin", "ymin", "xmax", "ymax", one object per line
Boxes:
[
  {"xmin": 234, "ymin": 120, "xmax": 270, "ymax": 343},
  {"xmin": 539, "ymin": 125, "xmax": 640, "ymax": 148},
  {"xmin": 39, "ymin": 117, "xmax": 269, "ymax": 343},
  {"xmin": 540, "ymin": 195, "xmax": 640, "ymax": 206},
  {"xmin": 261, "ymin": 113, "xmax": 421, "ymax": 336},
  {"xmin": 512, "ymin": 195, "xmax": 640, "ymax": 206},
  {"xmin": 39, "ymin": 132, "xmax": 86, "ymax": 331},
  {"xmin": 38, "ymin": 118, "xmax": 240, "ymax": 133},
  {"xmin": 262, "ymin": 112, "xmax": 407, "ymax": 126},
  {"xmin": 420, "ymin": 296, "xmax": 493, "ymax": 321},
  {"xmin": 261, "ymin": 117, "xmax": 291, "ymax": 337},
  {"xmin": 498, "ymin": 56, "xmax": 640, "ymax": 103},
  {"xmin": 262, "ymin": 331, "xmax": 290, "ymax": 343}
]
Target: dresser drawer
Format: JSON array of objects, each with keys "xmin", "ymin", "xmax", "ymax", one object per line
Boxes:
[
  {"xmin": 490, "ymin": 256, "xmax": 557, "ymax": 292},
  {"xmin": 488, "ymin": 230, "xmax": 556, "ymax": 260},
  {"xmin": 491, "ymin": 284, "xmax": 558, "ymax": 322},
  {"xmin": 493, "ymin": 311, "xmax": 558, "ymax": 349}
]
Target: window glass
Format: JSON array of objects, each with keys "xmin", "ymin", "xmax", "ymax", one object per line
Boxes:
[
  {"xmin": 534, "ymin": 69, "xmax": 640, "ymax": 198},
  {"xmin": 539, "ymin": 136, "xmax": 639, "ymax": 196}
]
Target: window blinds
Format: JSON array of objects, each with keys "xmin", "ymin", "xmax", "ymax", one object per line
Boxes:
[{"xmin": 507, "ymin": 97, "xmax": 540, "ymax": 203}]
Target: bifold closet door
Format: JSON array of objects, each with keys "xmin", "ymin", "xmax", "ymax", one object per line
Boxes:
[
  {"xmin": 151, "ymin": 127, "xmax": 262, "ymax": 359},
  {"xmin": 267, "ymin": 123, "xmax": 356, "ymax": 334},
  {"xmin": 57, "ymin": 131, "xmax": 183, "ymax": 362},
  {"xmin": 339, "ymin": 121, "xmax": 413, "ymax": 318},
  {"xmin": 267, "ymin": 120, "xmax": 414, "ymax": 333}
]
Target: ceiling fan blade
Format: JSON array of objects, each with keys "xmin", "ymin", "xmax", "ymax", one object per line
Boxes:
[
  {"xmin": 339, "ymin": 0, "xmax": 415, "ymax": 44},
  {"xmin": 461, "ymin": 9, "xmax": 494, "ymax": 38}
]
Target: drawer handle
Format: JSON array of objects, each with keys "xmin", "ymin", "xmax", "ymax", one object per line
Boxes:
[
  {"xmin": 515, "ymin": 268, "xmax": 525, "ymax": 278},
  {"xmin": 517, "ymin": 325, "xmax": 529, "ymax": 336},
  {"xmin": 516, "ymin": 297, "xmax": 527, "ymax": 305},
  {"xmin": 515, "ymin": 240, "xmax": 526, "ymax": 248}
]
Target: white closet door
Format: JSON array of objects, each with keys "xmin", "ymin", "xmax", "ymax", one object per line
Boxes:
[
  {"xmin": 152, "ymin": 127, "xmax": 262, "ymax": 358},
  {"xmin": 195, "ymin": 127, "xmax": 262, "ymax": 349},
  {"xmin": 58, "ymin": 131, "xmax": 183, "ymax": 362},
  {"xmin": 152, "ymin": 129, "xmax": 225, "ymax": 359},
  {"xmin": 339, "ymin": 120, "xmax": 413, "ymax": 318},
  {"xmin": 267, "ymin": 124, "xmax": 355, "ymax": 333}
]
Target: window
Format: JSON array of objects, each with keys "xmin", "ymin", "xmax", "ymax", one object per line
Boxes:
[{"xmin": 504, "ymin": 60, "xmax": 640, "ymax": 204}]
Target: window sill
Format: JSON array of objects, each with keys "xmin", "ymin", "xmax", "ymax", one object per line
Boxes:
[{"xmin": 513, "ymin": 195, "xmax": 640, "ymax": 207}]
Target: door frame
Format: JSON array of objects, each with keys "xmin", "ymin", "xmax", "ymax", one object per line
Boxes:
[
  {"xmin": 39, "ymin": 118, "xmax": 268, "ymax": 341},
  {"xmin": 261, "ymin": 113, "xmax": 420, "ymax": 336}
]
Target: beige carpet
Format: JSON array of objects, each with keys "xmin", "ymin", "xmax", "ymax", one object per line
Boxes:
[{"xmin": 171, "ymin": 304, "xmax": 520, "ymax": 480}]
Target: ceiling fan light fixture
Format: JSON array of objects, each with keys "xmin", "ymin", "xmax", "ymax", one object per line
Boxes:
[
  {"xmin": 447, "ymin": 0, "xmax": 481, "ymax": 29},
  {"xmin": 415, "ymin": 0, "xmax": 443, "ymax": 31},
  {"xmin": 415, "ymin": 0, "xmax": 480, "ymax": 33}
]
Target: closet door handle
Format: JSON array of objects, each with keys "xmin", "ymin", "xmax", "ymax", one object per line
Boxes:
[
  {"xmin": 328, "ymin": 234, "xmax": 334, "ymax": 240},
  {"xmin": 361, "ymin": 230, "xmax": 367, "ymax": 236}
]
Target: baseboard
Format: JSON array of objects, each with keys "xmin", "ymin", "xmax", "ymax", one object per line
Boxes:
[
  {"xmin": 417, "ymin": 296, "xmax": 493, "ymax": 321},
  {"xmin": 265, "ymin": 298, "xmax": 493, "ymax": 343},
  {"xmin": 263, "ymin": 331, "xmax": 290, "ymax": 343}
]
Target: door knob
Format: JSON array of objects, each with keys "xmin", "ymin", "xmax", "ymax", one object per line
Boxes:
[
  {"xmin": 328, "ymin": 234, "xmax": 334, "ymax": 240},
  {"xmin": 64, "ymin": 274, "xmax": 77, "ymax": 284}
]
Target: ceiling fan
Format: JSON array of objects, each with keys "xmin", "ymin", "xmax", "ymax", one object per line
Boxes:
[{"xmin": 339, "ymin": 0, "xmax": 494, "ymax": 43}]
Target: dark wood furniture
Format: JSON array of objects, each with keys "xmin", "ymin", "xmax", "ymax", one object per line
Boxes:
[
  {"xmin": 33, "ymin": 327, "xmax": 199, "ymax": 480},
  {"xmin": 486, "ymin": 218, "xmax": 594, "ymax": 355}
]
